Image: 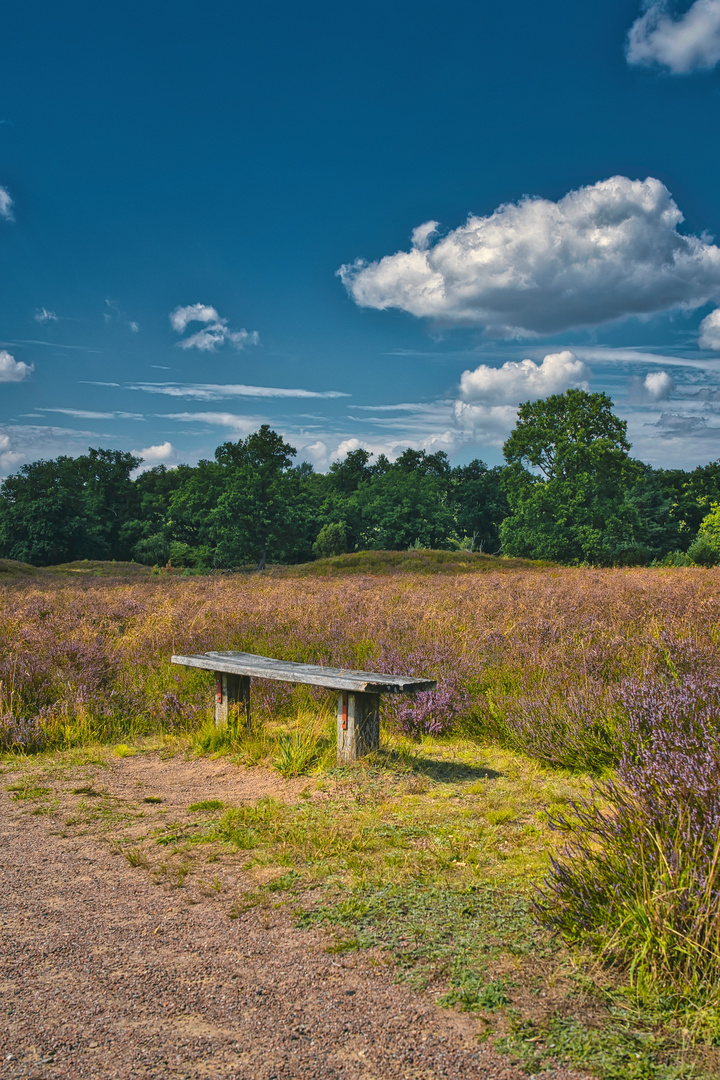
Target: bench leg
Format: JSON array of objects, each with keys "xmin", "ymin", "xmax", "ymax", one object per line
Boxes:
[
  {"xmin": 337, "ymin": 691, "xmax": 380, "ymax": 764},
  {"xmin": 214, "ymin": 672, "xmax": 251, "ymax": 728}
]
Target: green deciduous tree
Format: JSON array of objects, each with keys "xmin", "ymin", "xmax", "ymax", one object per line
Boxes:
[
  {"xmin": 695, "ymin": 502, "xmax": 720, "ymax": 560},
  {"xmin": 210, "ymin": 425, "xmax": 300, "ymax": 569},
  {"xmin": 313, "ymin": 521, "xmax": 348, "ymax": 558},
  {"xmin": 355, "ymin": 462, "xmax": 454, "ymax": 550},
  {"xmin": 0, "ymin": 448, "xmax": 141, "ymax": 565},
  {"xmin": 449, "ymin": 460, "xmax": 508, "ymax": 552},
  {"xmin": 500, "ymin": 390, "xmax": 641, "ymax": 565},
  {"xmin": 657, "ymin": 461, "xmax": 720, "ymax": 549}
]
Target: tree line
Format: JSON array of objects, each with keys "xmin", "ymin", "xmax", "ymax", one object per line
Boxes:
[{"xmin": 2, "ymin": 390, "xmax": 720, "ymax": 569}]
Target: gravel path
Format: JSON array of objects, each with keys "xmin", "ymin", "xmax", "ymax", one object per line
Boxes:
[{"xmin": 0, "ymin": 779, "xmax": 591, "ymax": 1080}]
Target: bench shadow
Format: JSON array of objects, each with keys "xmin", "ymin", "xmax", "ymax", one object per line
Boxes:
[{"xmin": 371, "ymin": 749, "xmax": 503, "ymax": 783}]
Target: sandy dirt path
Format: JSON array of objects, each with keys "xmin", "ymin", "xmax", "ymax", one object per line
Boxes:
[{"xmin": 0, "ymin": 764, "xmax": 590, "ymax": 1080}]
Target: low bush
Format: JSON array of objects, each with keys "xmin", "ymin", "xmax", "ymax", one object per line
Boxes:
[
  {"xmin": 687, "ymin": 535, "xmax": 719, "ymax": 567},
  {"xmin": 538, "ymin": 658, "xmax": 720, "ymax": 1000}
]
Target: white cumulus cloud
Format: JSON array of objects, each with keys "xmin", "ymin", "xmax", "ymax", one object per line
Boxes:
[
  {"xmin": 339, "ymin": 176, "xmax": 720, "ymax": 337},
  {"xmin": 0, "ymin": 187, "xmax": 14, "ymax": 222},
  {"xmin": 457, "ymin": 350, "xmax": 589, "ymax": 406},
  {"xmin": 169, "ymin": 303, "xmax": 259, "ymax": 352},
  {"xmin": 644, "ymin": 370, "xmax": 675, "ymax": 400},
  {"xmin": 169, "ymin": 304, "xmax": 221, "ymax": 333},
  {"xmin": 699, "ymin": 307, "xmax": 720, "ymax": 348},
  {"xmin": 0, "ymin": 433, "xmax": 23, "ymax": 471},
  {"xmin": 0, "ymin": 350, "xmax": 33, "ymax": 382},
  {"xmin": 452, "ymin": 402, "xmax": 521, "ymax": 444},
  {"xmin": 0, "ymin": 450, "xmax": 23, "ymax": 470},
  {"xmin": 448, "ymin": 350, "xmax": 589, "ymax": 446},
  {"xmin": 133, "ymin": 442, "xmax": 180, "ymax": 466},
  {"xmin": 626, "ymin": 1, "xmax": 720, "ymax": 73}
]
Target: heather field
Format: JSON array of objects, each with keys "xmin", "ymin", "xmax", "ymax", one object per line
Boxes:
[{"xmin": 4, "ymin": 555, "xmax": 720, "ymax": 1078}]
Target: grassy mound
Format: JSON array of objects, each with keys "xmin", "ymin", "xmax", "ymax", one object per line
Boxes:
[
  {"xmin": 0, "ymin": 558, "xmax": 43, "ymax": 578},
  {"xmin": 284, "ymin": 549, "xmax": 548, "ymax": 576},
  {"xmin": 44, "ymin": 559, "xmax": 152, "ymax": 576}
]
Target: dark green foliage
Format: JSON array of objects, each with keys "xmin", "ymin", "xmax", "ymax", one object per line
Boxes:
[
  {"xmin": 355, "ymin": 465, "xmax": 454, "ymax": 550},
  {"xmin": 449, "ymin": 460, "xmax": 508, "ymax": 552},
  {"xmin": 687, "ymin": 535, "xmax": 720, "ymax": 567},
  {"xmin": 500, "ymin": 390, "xmax": 679, "ymax": 566},
  {"xmin": 1, "ymin": 411, "xmax": 718, "ymax": 569},
  {"xmin": 0, "ymin": 448, "xmax": 141, "ymax": 566},
  {"xmin": 657, "ymin": 460, "xmax": 720, "ymax": 549},
  {"xmin": 210, "ymin": 426, "xmax": 307, "ymax": 569},
  {"xmin": 326, "ymin": 447, "xmax": 374, "ymax": 493},
  {"xmin": 313, "ymin": 521, "xmax": 348, "ymax": 558}
]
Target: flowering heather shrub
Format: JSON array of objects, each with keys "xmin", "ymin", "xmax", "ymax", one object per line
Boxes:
[
  {"xmin": 539, "ymin": 658, "xmax": 720, "ymax": 992},
  {"xmin": 5, "ymin": 562, "xmax": 720, "ymax": 998},
  {"xmin": 0, "ymin": 712, "xmax": 47, "ymax": 752},
  {"xmin": 0, "ymin": 565, "xmax": 719, "ymax": 754}
]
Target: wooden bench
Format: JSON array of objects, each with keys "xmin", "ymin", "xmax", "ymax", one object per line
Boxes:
[{"xmin": 171, "ymin": 650, "xmax": 436, "ymax": 763}]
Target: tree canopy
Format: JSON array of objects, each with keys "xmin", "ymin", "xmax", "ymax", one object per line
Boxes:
[
  {"xmin": 500, "ymin": 390, "xmax": 677, "ymax": 565},
  {"xmin": 0, "ymin": 403, "xmax": 716, "ymax": 568}
]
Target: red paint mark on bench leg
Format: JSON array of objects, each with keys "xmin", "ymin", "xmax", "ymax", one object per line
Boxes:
[
  {"xmin": 216, "ymin": 678, "xmax": 223, "ymax": 705},
  {"xmin": 342, "ymin": 691, "xmax": 348, "ymax": 731}
]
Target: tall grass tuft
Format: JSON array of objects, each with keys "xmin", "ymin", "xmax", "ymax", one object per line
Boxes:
[{"xmin": 273, "ymin": 708, "xmax": 332, "ymax": 777}]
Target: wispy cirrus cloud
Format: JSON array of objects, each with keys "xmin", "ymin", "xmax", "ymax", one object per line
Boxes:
[
  {"xmin": 626, "ymin": 1, "xmax": 720, "ymax": 73},
  {"xmin": 34, "ymin": 307, "xmax": 58, "ymax": 324},
  {"xmin": 104, "ymin": 298, "xmax": 139, "ymax": 334},
  {"xmin": 128, "ymin": 381, "xmax": 348, "ymax": 401},
  {"xmin": 0, "ymin": 187, "xmax": 14, "ymax": 222},
  {"xmin": 8, "ymin": 339, "xmax": 100, "ymax": 353},
  {"xmin": 169, "ymin": 303, "xmax": 259, "ymax": 352},
  {"xmin": 160, "ymin": 411, "xmax": 267, "ymax": 435},
  {"xmin": 340, "ymin": 176, "xmax": 720, "ymax": 337},
  {"xmin": 38, "ymin": 408, "xmax": 144, "ymax": 421}
]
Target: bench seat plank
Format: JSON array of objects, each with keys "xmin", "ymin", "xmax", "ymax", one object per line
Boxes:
[{"xmin": 171, "ymin": 650, "xmax": 435, "ymax": 695}]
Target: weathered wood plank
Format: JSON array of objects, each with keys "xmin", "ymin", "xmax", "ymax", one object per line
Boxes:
[
  {"xmin": 337, "ymin": 691, "xmax": 380, "ymax": 763},
  {"xmin": 171, "ymin": 650, "xmax": 436, "ymax": 694},
  {"xmin": 214, "ymin": 672, "xmax": 250, "ymax": 728}
]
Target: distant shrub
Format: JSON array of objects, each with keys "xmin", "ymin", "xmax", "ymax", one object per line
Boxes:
[
  {"xmin": 166, "ymin": 542, "xmax": 214, "ymax": 569},
  {"xmin": 132, "ymin": 532, "xmax": 170, "ymax": 566},
  {"xmin": 687, "ymin": 535, "xmax": 719, "ymax": 567},
  {"xmin": 612, "ymin": 544, "xmax": 650, "ymax": 567},
  {"xmin": 650, "ymin": 550, "xmax": 691, "ymax": 567},
  {"xmin": 697, "ymin": 502, "xmax": 720, "ymax": 556},
  {"xmin": 313, "ymin": 522, "xmax": 348, "ymax": 559}
]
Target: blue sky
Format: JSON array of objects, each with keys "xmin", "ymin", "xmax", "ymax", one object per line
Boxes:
[{"xmin": 3, "ymin": 0, "xmax": 720, "ymax": 474}]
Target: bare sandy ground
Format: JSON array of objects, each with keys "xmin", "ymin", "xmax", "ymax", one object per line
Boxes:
[{"xmin": 0, "ymin": 755, "xmax": 591, "ymax": 1080}]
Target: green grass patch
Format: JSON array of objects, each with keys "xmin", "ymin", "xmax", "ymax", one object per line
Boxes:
[
  {"xmin": 5, "ymin": 782, "xmax": 51, "ymax": 800},
  {"xmin": 188, "ymin": 798, "xmax": 224, "ymax": 812},
  {"xmin": 495, "ymin": 1014, "xmax": 692, "ymax": 1080},
  {"xmin": 297, "ymin": 881, "xmax": 541, "ymax": 991}
]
